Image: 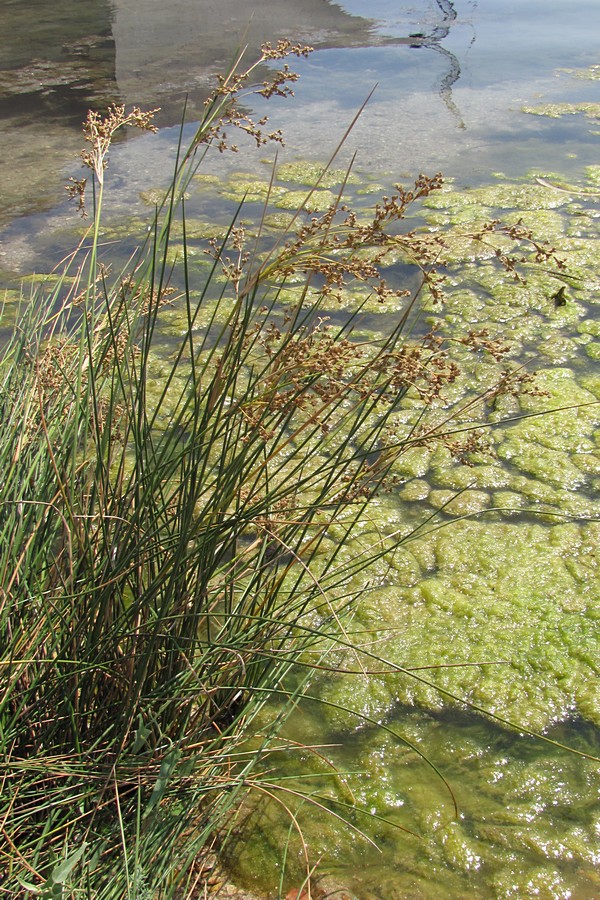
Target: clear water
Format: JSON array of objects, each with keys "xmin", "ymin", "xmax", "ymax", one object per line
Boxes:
[
  {"xmin": 1, "ymin": 2, "xmax": 599, "ymax": 897},
  {"xmin": 0, "ymin": 0, "xmax": 598, "ymax": 229}
]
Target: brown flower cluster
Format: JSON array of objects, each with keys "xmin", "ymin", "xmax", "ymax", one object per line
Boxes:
[
  {"xmin": 66, "ymin": 105, "xmax": 159, "ymax": 214},
  {"xmin": 203, "ymin": 168, "xmax": 558, "ymax": 486},
  {"xmin": 194, "ymin": 43, "xmax": 313, "ymax": 155},
  {"xmin": 67, "ymin": 44, "xmax": 315, "ymax": 213}
]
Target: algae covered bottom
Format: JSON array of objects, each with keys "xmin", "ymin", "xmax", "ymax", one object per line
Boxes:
[
  {"xmin": 231, "ymin": 710, "xmax": 599, "ymax": 900},
  {"xmin": 1, "ymin": 79, "xmax": 599, "ymax": 900},
  {"xmin": 193, "ymin": 156, "xmax": 600, "ymax": 898}
]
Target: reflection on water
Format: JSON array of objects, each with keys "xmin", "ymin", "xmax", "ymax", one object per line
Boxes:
[
  {"xmin": 408, "ymin": 0, "xmax": 465, "ymax": 127},
  {"xmin": 0, "ymin": 0, "xmax": 469, "ymax": 224},
  {"xmin": 0, "ymin": 0, "xmax": 375, "ymax": 225}
]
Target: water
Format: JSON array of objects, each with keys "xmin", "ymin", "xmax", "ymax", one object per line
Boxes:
[
  {"xmin": 228, "ymin": 706, "xmax": 600, "ymax": 899},
  {"xmin": 261, "ymin": 0, "xmax": 600, "ymax": 181},
  {"xmin": 1, "ymin": 0, "xmax": 598, "ymax": 270},
  {"xmin": 1, "ymin": 2, "xmax": 599, "ymax": 897},
  {"xmin": 0, "ymin": 0, "xmax": 598, "ymax": 229}
]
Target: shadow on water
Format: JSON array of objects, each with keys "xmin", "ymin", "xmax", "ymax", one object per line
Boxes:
[{"xmin": 408, "ymin": 0, "xmax": 466, "ymax": 128}]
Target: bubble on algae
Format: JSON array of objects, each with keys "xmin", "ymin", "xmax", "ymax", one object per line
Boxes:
[
  {"xmin": 496, "ymin": 442, "xmax": 586, "ymax": 489},
  {"xmin": 261, "ymin": 211, "xmax": 296, "ymax": 230},
  {"xmin": 491, "ymin": 489, "xmax": 527, "ymax": 514},
  {"xmin": 436, "ymin": 231, "xmax": 516, "ymax": 264},
  {"xmin": 428, "ymin": 489, "xmax": 491, "ymax": 516},
  {"xmin": 333, "ymin": 282, "xmax": 411, "ymax": 313},
  {"xmin": 192, "ymin": 173, "xmax": 220, "ymax": 186},
  {"xmin": 537, "ymin": 333, "xmax": 579, "ymax": 363},
  {"xmin": 519, "ymin": 366, "xmax": 600, "ymax": 416},
  {"xmin": 559, "ymin": 236, "xmax": 600, "ymax": 292},
  {"xmin": 398, "ymin": 479, "xmax": 431, "ymax": 502},
  {"xmin": 429, "ymin": 463, "xmax": 511, "ymax": 493},
  {"xmin": 390, "ymin": 446, "xmax": 434, "ymax": 479},
  {"xmin": 355, "ymin": 181, "xmax": 387, "ymax": 195},
  {"xmin": 578, "ymin": 318, "xmax": 600, "ymax": 337},
  {"xmin": 586, "ymin": 343, "xmax": 600, "ymax": 360},
  {"xmin": 584, "ymin": 164, "xmax": 600, "ymax": 186}
]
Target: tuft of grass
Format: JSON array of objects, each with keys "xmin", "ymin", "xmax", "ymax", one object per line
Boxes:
[{"xmin": 0, "ymin": 44, "xmax": 581, "ymax": 898}]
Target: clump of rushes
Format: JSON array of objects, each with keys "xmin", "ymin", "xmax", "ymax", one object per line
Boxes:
[{"xmin": 0, "ymin": 44, "xmax": 570, "ymax": 898}]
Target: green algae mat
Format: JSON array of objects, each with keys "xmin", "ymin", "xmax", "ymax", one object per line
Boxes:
[
  {"xmin": 3, "ymin": 153, "xmax": 599, "ymax": 899},
  {"xmin": 209, "ymin": 162, "xmax": 600, "ymax": 898}
]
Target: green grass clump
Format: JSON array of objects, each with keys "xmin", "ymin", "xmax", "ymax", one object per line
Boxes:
[{"xmin": 0, "ymin": 44, "xmax": 583, "ymax": 898}]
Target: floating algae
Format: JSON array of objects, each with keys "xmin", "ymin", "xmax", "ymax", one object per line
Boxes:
[
  {"xmin": 522, "ymin": 101, "xmax": 600, "ymax": 121},
  {"xmin": 13, "ymin": 152, "xmax": 599, "ymax": 897},
  {"xmin": 274, "ymin": 187, "xmax": 338, "ymax": 211},
  {"xmin": 218, "ymin": 164, "xmax": 600, "ymax": 898},
  {"xmin": 558, "ymin": 63, "xmax": 600, "ymax": 81},
  {"xmin": 318, "ymin": 518, "xmax": 600, "ymax": 726},
  {"xmin": 275, "ymin": 160, "xmax": 360, "ymax": 188}
]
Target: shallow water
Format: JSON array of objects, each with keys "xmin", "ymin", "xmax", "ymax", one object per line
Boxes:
[
  {"xmin": 1, "ymin": 0, "xmax": 599, "ymax": 228},
  {"xmin": 1, "ymin": 2, "xmax": 599, "ymax": 897},
  {"xmin": 228, "ymin": 707, "xmax": 600, "ymax": 899}
]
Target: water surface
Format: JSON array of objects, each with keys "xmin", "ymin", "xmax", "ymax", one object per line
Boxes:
[
  {"xmin": 1, "ymin": 0, "xmax": 598, "ymax": 229},
  {"xmin": 0, "ymin": 2, "xmax": 598, "ymax": 898}
]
